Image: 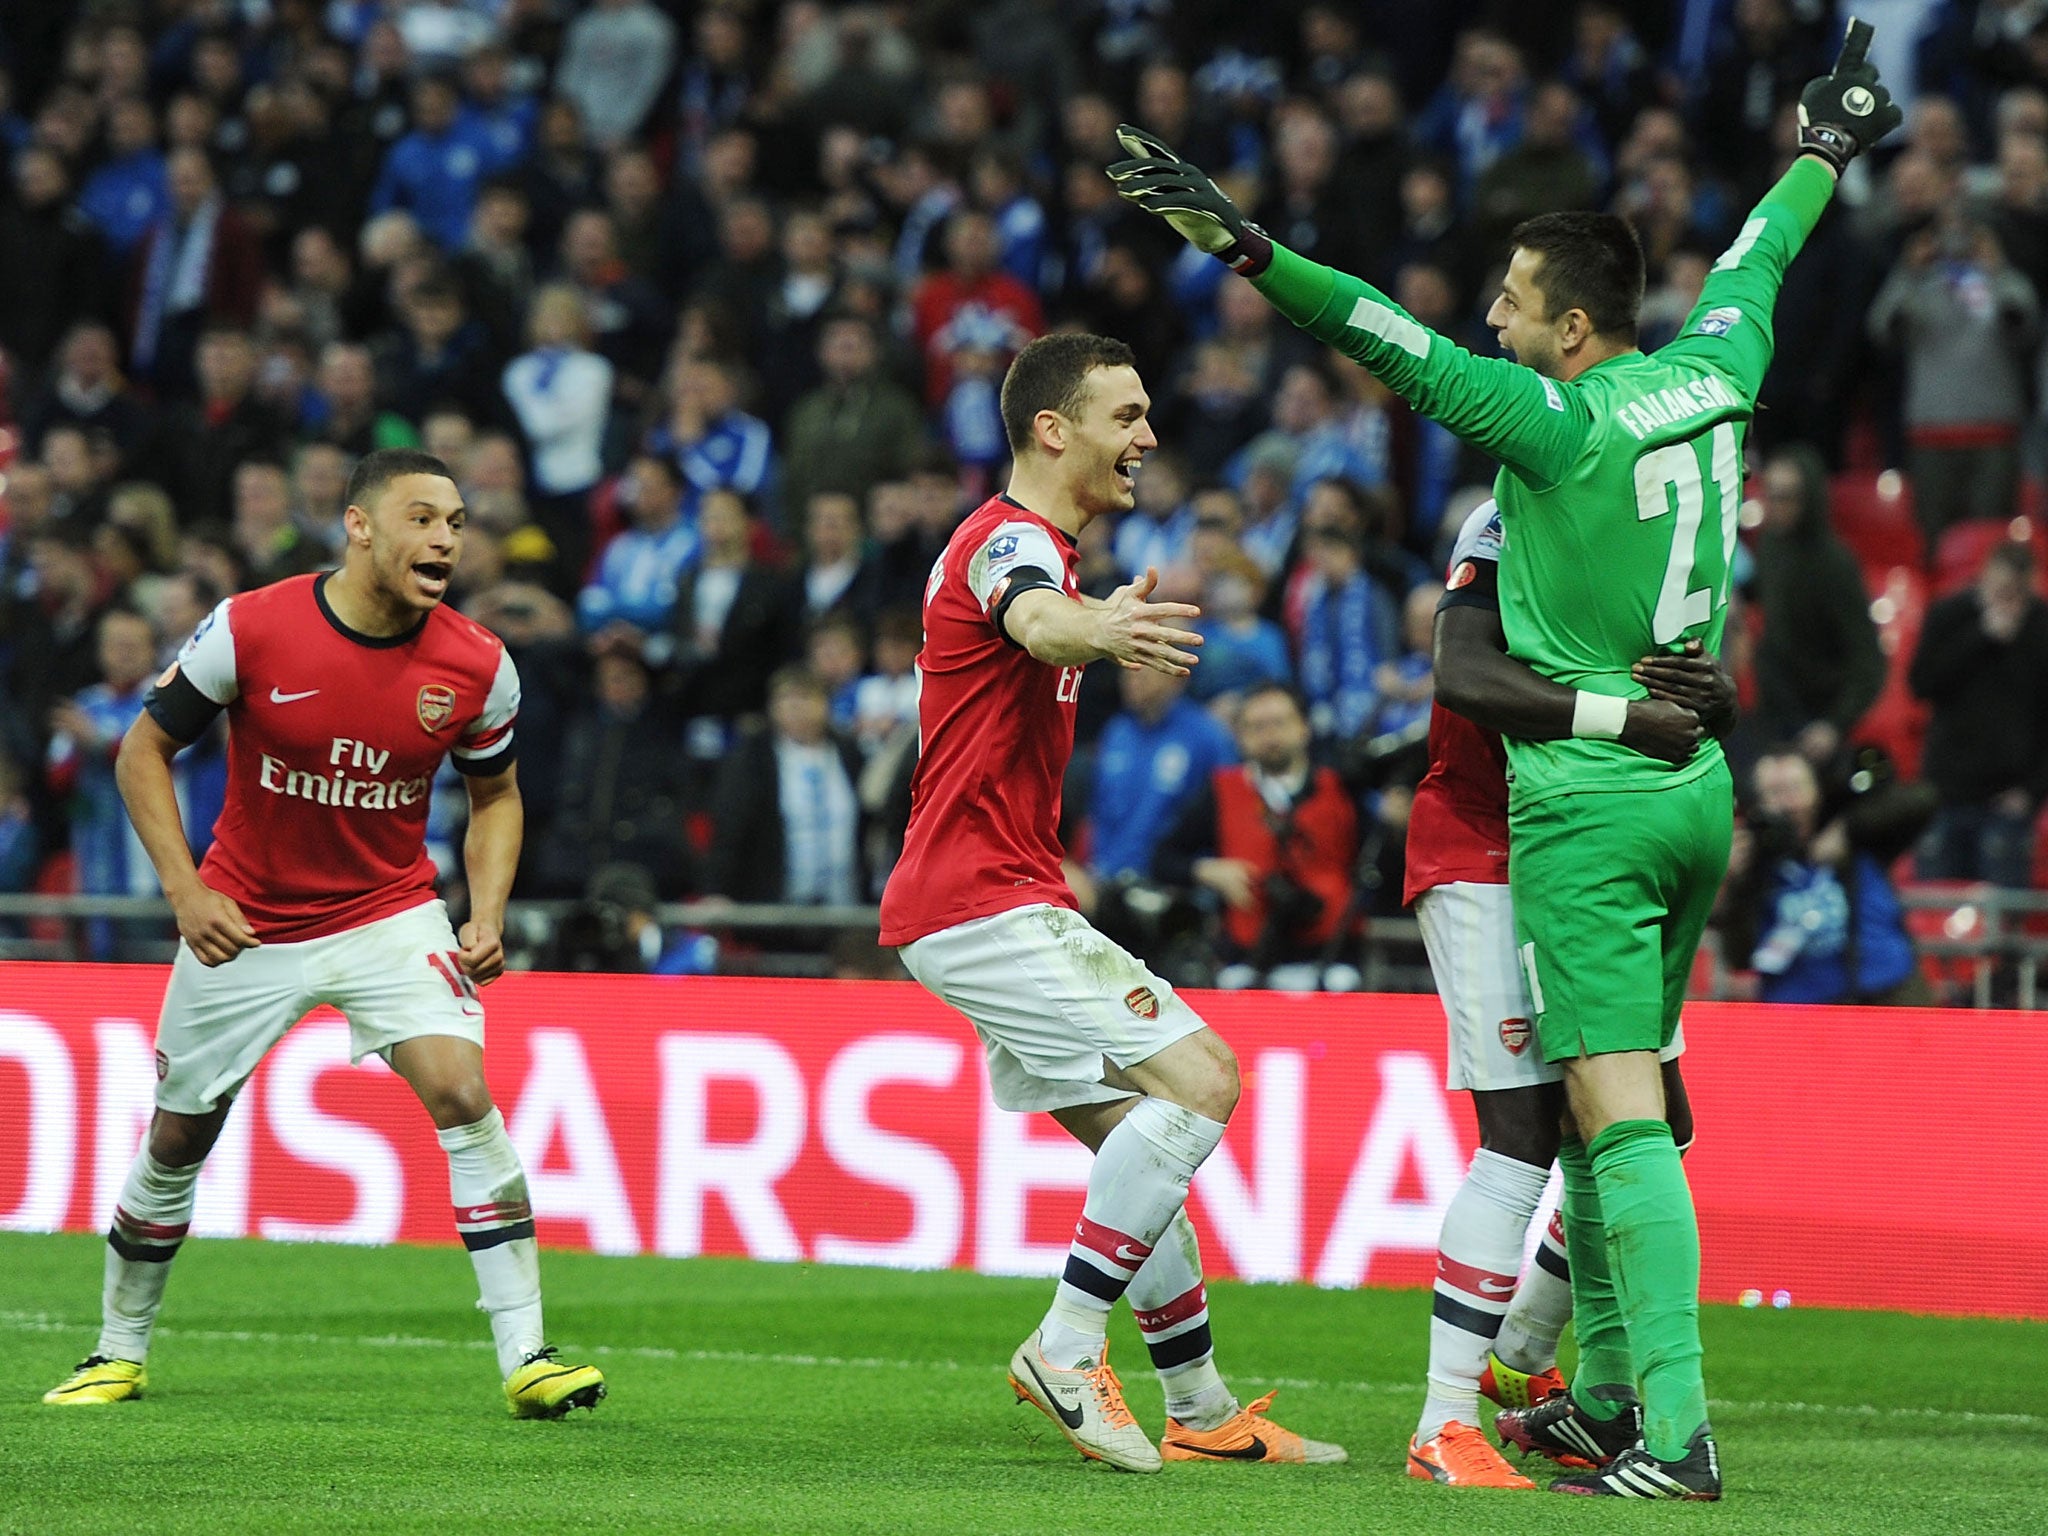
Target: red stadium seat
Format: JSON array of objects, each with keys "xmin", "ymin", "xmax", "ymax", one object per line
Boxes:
[
  {"xmin": 27, "ymin": 850, "xmax": 74, "ymax": 945},
  {"xmin": 1899, "ymin": 878, "xmax": 1995, "ymax": 1000},
  {"xmin": 1931, "ymin": 518, "xmax": 2019, "ymax": 597},
  {"xmin": 1851, "ymin": 565, "xmax": 1930, "ymax": 779},
  {"xmin": 1829, "ymin": 470, "xmax": 1923, "ymax": 570}
]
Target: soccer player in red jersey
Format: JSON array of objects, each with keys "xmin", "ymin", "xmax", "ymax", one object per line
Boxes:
[
  {"xmin": 42, "ymin": 450, "xmax": 605, "ymax": 1419},
  {"xmin": 1404, "ymin": 499, "xmax": 1727, "ymax": 1485},
  {"xmin": 882, "ymin": 335, "xmax": 1343, "ymax": 1473}
]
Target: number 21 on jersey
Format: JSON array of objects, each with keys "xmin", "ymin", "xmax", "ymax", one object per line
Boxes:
[{"xmin": 1634, "ymin": 420, "xmax": 1741, "ymax": 645}]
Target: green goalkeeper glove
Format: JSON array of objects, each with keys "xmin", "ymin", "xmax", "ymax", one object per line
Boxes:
[
  {"xmin": 1106, "ymin": 124, "xmax": 1275, "ymax": 277},
  {"xmin": 1797, "ymin": 17, "xmax": 1904, "ymax": 175}
]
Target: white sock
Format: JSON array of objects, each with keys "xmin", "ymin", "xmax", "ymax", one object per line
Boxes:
[
  {"xmin": 98, "ymin": 1150, "xmax": 202, "ymax": 1363},
  {"xmin": 440, "ymin": 1108, "xmax": 545, "ymax": 1378},
  {"xmin": 1417, "ymin": 1148, "xmax": 1550, "ymax": 1442},
  {"xmin": 1128, "ymin": 1209, "xmax": 1236, "ymax": 1429},
  {"xmin": 1038, "ymin": 1098, "xmax": 1228, "ymax": 1369},
  {"xmin": 1496, "ymin": 1208, "xmax": 1572, "ymax": 1374}
]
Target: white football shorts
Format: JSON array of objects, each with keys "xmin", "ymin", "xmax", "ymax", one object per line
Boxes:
[
  {"xmin": 899, "ymin": 902, "xmax": 1208, "ymax": 1112},
  {"xmin": 153, "ymin": 898, "xmax": 486, "ymax": 1115},
  {"xmin": 1415, "ymin": 880, "xmax": 1684, "ymax": 1093}
]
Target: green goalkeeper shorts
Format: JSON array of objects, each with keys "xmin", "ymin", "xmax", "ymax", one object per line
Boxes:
[{"xmin": 1508, "ymin": 761, "xmax": 1733, "ymax": 1063}]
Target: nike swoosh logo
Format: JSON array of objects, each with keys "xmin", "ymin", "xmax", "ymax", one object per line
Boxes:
[
  {"xmin": 1022, "ymin": 1356, "xmax": 1085, "ymax": 1429},
  {"xmin": 1477, "ymin": 1277, "xmax": 1516, "ymax": 1295},
  {"xmin": 1113, "ymin": 1244, "xmax": 1150, "ymax": 1266},
  {"xmin": 1167, "ymin": 1435, "xmax": 1268, "ymax": 1461},
  {"xmin": 270, "ymin": 687, "xmax": 320, "ymax": 704}
]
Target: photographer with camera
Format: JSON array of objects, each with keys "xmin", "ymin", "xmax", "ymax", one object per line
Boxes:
[
  {"xmin": 1153, "ymin": 682, "xmax": 1361, "ymax": 989},
  {"xmin": 1716, "ymin": 747, "xmax": 1935, "ymax": 1005}
]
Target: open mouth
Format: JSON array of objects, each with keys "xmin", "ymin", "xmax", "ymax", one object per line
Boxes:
[
  {"xmin": 411, "ymin": 560, "xmax": 453, "ymax": 597},
  {"xmin": 1114, "ymin": 456, "xmax": 1140, "ymax": 494}
]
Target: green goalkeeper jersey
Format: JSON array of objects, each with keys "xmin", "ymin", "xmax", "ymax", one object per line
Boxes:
[{"xmin": 1252, "ymin": 157, "xmax": 1836, "ymax": 809}]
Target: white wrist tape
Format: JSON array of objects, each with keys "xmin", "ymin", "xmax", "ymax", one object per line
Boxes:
[{"xmin": 1572, "ymin": 690, "xmax": 1629, "ymax": 740}]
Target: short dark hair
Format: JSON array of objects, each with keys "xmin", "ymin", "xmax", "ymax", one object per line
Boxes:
[
  {"xmin": 1238, "ymin": 680, "xmax": 1308, "ymax": 721},
  {"xmin": 1507, "ymin": 211, "xmax": 1645, "ymax": 338},
  {"xmin": 999, "ymin": 333, "xmax": 1138, "ymax": 453},
  {"xmin": 345, "ymin": 448, "xmax": 453, "ymax": 511}
]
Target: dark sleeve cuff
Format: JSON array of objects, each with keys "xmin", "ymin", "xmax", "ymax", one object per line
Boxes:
[
  {"xmin": 144, "ymin": 669, "xmax": 225, "ymax": 744},
  {"xmin": 452, "ymin": 744, "xmax": 518, "ymax": 777},
  {"xmin": 1437, "ymin": 559, "xmax": 1499, "ymax": 613},
  {"xmin": 991, "ymin": 565, "xmax": 1064, "ymax": 648}
]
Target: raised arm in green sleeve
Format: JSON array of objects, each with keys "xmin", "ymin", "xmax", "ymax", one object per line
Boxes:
[
  {"xmin": 1250, "ymin": 244, "xmax": 1594, "ymax": 490},
  {"xmin": 1654, "ymin": 156, "xmax": 1838, "ymax": 403}
]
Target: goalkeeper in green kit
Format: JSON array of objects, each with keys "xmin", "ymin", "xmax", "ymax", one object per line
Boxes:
[{"xmin": 1112, "ymin": 21, "xmax": 1902, "ymax": 1501}]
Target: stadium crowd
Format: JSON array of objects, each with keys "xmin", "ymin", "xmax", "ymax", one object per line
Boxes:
[{"xmin": 3, "ymin": 0, "xmax": 2047, "ymax": 994}]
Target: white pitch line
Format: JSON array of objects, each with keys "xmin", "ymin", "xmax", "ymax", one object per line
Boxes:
[{"xmin": 2, "ymin": 1311, "xmax": 2038, "ymax": 1430}]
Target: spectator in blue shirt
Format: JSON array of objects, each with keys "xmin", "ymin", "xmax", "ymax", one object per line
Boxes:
[
  {"xmin": 1191, "ymin": 553, "xmax": 1293, "ymax": 706},
  {"xmin": 370, "ymin": 74, "xmax": 493, "ymax": 252},
  {"xmin": 458, "ymin": 41, "xmax": 538, "ymax": 174},
  {"xmin": 1111, "ymin": 448, "xmax": 1197, "ymax": 583},
  {"xmin": 79, "ymin": 97, "xmax": 170, "ymax": 258},
  {"xmin": 1293, "ymin": 523, "xmax": 1397, "ymax": 746},
  {"xmin": 578, "ymin": 453, "xmax": 700, "ymax": 636},
  {"xmin": 970, "ymin": 147, "xmax": 1048, "ymax": 289},
  {"xmin": 1088, "ymin": 662, "xmax": 1239, "ymax": 882},
  {"xmin": 1369, "ymin": 580, "xmax": 1444, "ymax": 741},
  {"xmin": 646, "ymin": 355, "xmax": 776, "ymax": 508}
]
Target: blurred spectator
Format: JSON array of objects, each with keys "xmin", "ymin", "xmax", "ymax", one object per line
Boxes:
[
  {"xmin": 1155, "ymin": 681, "xmax": 1361, "ymax": 988},
  {"xmin": 1372, "ymin": 581, "xmax": 1443, "ymax": 740},
  {"xmin": 522, "ymin": 97, "xmax": 603, "ymax": 261},
  {"xmin": 1869, "ymin": 217, "xmax": 2038, "ymax": 552},
  {"xmin": 292, "ymin": 443, "xmax": 354, "ymax": 548},
  {"xmin": 457, "ymin": 179, "xmax": 538, "ymax": 351},
  {"xmin": 1253, "ymin": 103, "xmax": 1375, "ymax": 277},
  {"xmin": 1909, "ymin": 542, "xmax": 2048, "ymax": 887},
  {"xmin": 0, "ymin": 749, "xmax": 36, "ymax": 896},
  {"xmin": 703, "ymin": 667, "xmax": 867, "ymax": 905},
  {"xmin": 1750, "ymin": 447, "xmax": 1886, "ymax": 762},
  {"xmin": 806, "ymin": 613, "xmax": 867, "ymax": 731},
  {"xmin": 1564, "ymin": 2, "xmax": 1657, "ymax": 149},
  {"xmin": 781, "ymin": 315, "xmax": 929, "ymax": 523},
  {"xmin": 42, "ymin": 426, "xmax": 116, "ymax": 532},
  {"xmin": 128, "ymin": 147, "xmax": 264, "ymax": 399},
  {"xmin": 647, "ymin": 356, "xmax": 775, "ymax": 510},
  {"xmin": 78, "ymin": 95, "xmax": 170, "ymax": 259},
  {"xmin": 851, "ymin": 607, "xmax": 922, "ymax": 754},
  {"xmin": 0, "ymin": 147, "xmax": 112, "ymax": 383},
  {"xmin": 558, "ymin": 207, "xmax": 673, "ymax": 403},
  {"xmin": 547, "ymin": 861, "xmax": 718, "ymax": 975},
  {"xmin": 1412, "ymin": 29, "xmax": 1527, "ymax": 192},
  {"xmin": 458, "ymin": 41, "xmax": 538, "ymax": 175},
  {"xmin": 534, "ymin": 645, "xmax": 692, "ymax": 897},
  {"xmin": 374, "ymin": 272, "xmax": 499, "ymax": 428},
  {"xmin": 1086, "ymin": 661, "xmax": 1238, "ymax": 883},
  {"xmin": 310, "ymin": 341, "xmax": 419, "ymax": 455},
  {"xmin": 1294, "ymin": 522, "xmax": 1399, "ymax": 746},
  {"xmin": 148, "ymin": 325, "xmax": 292, "ymax": 528},
  {"xmin": 578, "ymin": 454, "xmax": 698, "ymax": 636},
  {"xmin": 502, "ymin": 285, "xmax": 613, "ymax": 565},
  {"xmin": 45, "ymin": 609, "xmax": 165, "ymax": 957},
  {"xmin": 1161, "ymin": 340, "xmax": 1266, "ymax": 481},
  {"xmin": 22, "ymin": 323, "xmax": 154, "ymax": 461},
  {"xmin": 556, "ymin": 0, "xmax": 680, "ymax": 150},
  {"xmin": 913, "ymin": 208, "xmax": 1045, "ymax": 410},
  {"xmin": 1112, "ymin": 449, "xmax": 1195, "ymax": 584},
  {"xmin": 1694, "ymin": 0, "xmax": 1820, "ymax": 185},
  {"xmin": 794, "ymin": 490, "xmax": 882, "ymax": 631},
  {"xmin": 1470, "ymin": 80, "xmax": 1603, "ymax": 255},
  {"xmin": 232, "ymin": 459, "xmax": 329, "ymax": 587},
  {"xmin": 658, "ymin": 489, "xmax": 795, "ymax": 755},
  {"xmin": 1719, "ymin": 748, "xmax": 1936, "ymax": 1006},
  {"xmin": 369, "ymin": 74, "xmax": 495, "ymax": 255},
  {"xmin": 1189, "ymin": 552, "xmax": 1293, "ymax": 707}
]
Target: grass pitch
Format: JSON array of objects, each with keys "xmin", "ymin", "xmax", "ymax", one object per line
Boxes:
[{"xmin": 1, "ymin": 1232, "xmax": 2042, "ymax": 1534}]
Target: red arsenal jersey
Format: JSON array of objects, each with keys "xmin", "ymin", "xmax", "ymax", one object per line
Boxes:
[
  {"xmin": 880, "ymin": 495, "xmax": 1084, "ymax": 946},
  {"xmin": 149, "ymin": 573, "xmax": 519, "ymax": 941},
  {"xmin": 1404, "ymin": 501, "xmax": 1512, "ymax": 905}
]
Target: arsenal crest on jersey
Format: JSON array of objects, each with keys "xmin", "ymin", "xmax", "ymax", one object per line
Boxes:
[
  {"xmin": 417, "ymin": 683, "xmax": 458, "ymax": 732},
  {"xmin": 1124, "ymin": 986, "xmax": 1159, "ymax": 1019},
  {"xmin": 1498, "ymin": 1017, "xmax": 1532, "ymax": 1056}
]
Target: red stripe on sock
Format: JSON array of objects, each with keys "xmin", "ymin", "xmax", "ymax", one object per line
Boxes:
[
  {"xmin": 1435, "ymin": 1252, "xmax": 1518, "ymax": 1300},
  {"xmin": 453, "ymin": 1200, "xmax": 533, "ymax": 1226},
  {"xmin": 1072, "ymin": 1215, "xmax": 1152, "ymax": 1272},
  {"xmin": 113, "ymin": 1206, "xmax": 189, "ymax": 1242},
  {"xmin": 1545, "ymin": 1211, "xmax": 1566, "ymax": 1245},
  {"xmin": 1132, "ymin": 1282, "xmax": 1208, "ymax": 1334}
]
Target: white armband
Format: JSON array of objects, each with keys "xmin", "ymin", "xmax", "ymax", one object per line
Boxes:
[{"xmin": 1571, "ymin": 691, "xmax": 1629, "ymax": 740}]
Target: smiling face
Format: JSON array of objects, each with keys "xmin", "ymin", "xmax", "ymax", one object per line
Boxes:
[
  {"xmin": 348, "ymin": 472, "xmax": 465, "ymax": 613},
  {"xmin": 1058, "ymin": 363, "xmax": 1157, "ymax": 517}
]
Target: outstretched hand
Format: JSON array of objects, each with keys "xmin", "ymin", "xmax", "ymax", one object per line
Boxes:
[
  {"xmin": 1796, "ymin": 17, "xmax": 1904, "ymax": 174},
  {"xmin": 1098, "ymin": 567, "xmax": 1203, "ymax": 676},
  {"xmin": 1106, "ymin": 124, "xmax": 1273, "ymax": 275}
]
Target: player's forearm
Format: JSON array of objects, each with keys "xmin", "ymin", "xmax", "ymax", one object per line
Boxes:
[
  {"xmin": 1434, "ymin": 636, "xmax": 1582, "ymax": 740},
  {"xmin": 114, "ymin": 732, "xmax": 202, "ymax": 898},
  {"xmin": 461, "ymin": 787, "xmax": 523, "ymax": 929},
  {"xmin": 1007, "ymin": 596, "xmax": 1108, "ymax": 667},
  {"xmin": 1252, "ymin": 244, "xmax": 1583, "ymax": 486}
]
